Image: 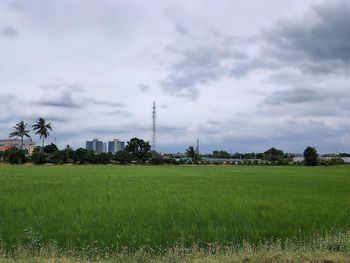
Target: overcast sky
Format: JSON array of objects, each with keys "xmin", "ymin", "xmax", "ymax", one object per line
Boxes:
[{"xmin": 0, "ymin": 0, "xmax": 349, "ymax": 153}]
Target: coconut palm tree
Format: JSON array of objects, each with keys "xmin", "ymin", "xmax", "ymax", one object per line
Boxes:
[
  {"xmin": 32, "ymin": 117, "xmax": 52, "ymax": 151},
  {"xmin": 186, "ymin": 146, "xmax": 196, "ymax": 159},
  {"xmin": 9, "ymin": 121, "xmax": 31, "ymax": 149}
]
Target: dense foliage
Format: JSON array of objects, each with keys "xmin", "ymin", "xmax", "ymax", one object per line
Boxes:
[
  {"xmin": 304, "ymin": 146, "xmax": 318, "ymax": 166},
  {"xmin": 124, "ymin": 137, "xmax": 151, "ymax": 163},
  {"xmin": 1, "ymin": 147, "xmax": 27, "ymax": 164}
]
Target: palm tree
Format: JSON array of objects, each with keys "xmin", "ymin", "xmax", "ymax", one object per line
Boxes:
[
  {"xmin": 186, "ymin": 146, "xmax": 196, "ymax": 158},
  {"xmin": 32, "ymin": 117, "xmax": 52, "ymax": 151},
  {"xmin": 9, "ymin": 121, "xmax": 31, "ymax": 149}
]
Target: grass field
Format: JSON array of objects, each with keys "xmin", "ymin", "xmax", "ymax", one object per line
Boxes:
[{"xmin": 0, "ymin": 165, "xmax": 350, "ymax": 260}]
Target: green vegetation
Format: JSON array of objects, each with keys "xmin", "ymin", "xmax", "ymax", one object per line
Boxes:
[
  {"xmin": 304, "ymin": 146, "xmax": 318, "ymax": 166},
  {"xmin": 3, "ymin": 119, "xmax": 350, "ymax": 167},
  {"xmin": 1, "ymin": 231, "xmax": 350, "ymax": 262},
  {"xmin": 1, "ymin": 148, "xmax": 27, "ymax": 165},
  {"xmin": 0, "ymin": 165, "xmax": 349, "ymax": 258},
  {"xmin": 32, "ymin": 117, "xmax": 52, "ymax": 151},
  {"xmin": 9, "ymin": 121, "xmax": 31, "ymax": 150}
]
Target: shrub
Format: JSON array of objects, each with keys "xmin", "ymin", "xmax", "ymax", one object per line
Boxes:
[
  {"xmin": 73, "ymin": 148, "xmax": 95, "ymax": 164},
  {"xmin": 31, "ymin": 151, "xmax": 48, "ymax": 164},
  {"xmin": 328, "ymin": 157, "xmax": 345, "ymax": 165},
  {"xmin": 2, "ymin": 147, "xmax": 27, "ymax": 164},
  {"xmin": 48, "ymin": 150, "xmax": 67, "ymax": 164},
  {"xmin": 114, "ymin": 150, "xmax": 131, "ymax": 164},
  {"xmin": 149, "ymin": 155, "xmax": 164, "ymax": 165},
  {"xmin": 93, "ymin": 153, "xmax": 112, "ymax": 164}
]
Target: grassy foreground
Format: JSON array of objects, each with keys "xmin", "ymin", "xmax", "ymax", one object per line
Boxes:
[
  {"xmin": 1, "ymin": 232, "xmax": 350, "ymax": 262},
  {"xmin": 0, "ymin": 165, "xmax": 350, "ymax": 261}
]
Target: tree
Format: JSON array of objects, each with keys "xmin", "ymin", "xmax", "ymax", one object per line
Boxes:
[
  {"xmin": 186, "ymin": 146, "xmax": 196, "ymax": 158},
  {"xmin": 149, "ymin": 151, "xmax": 164, "ymax": 165},
  {"xmin": 64, "ymin": 145, "xmax": 74, "ymax": 163},
  {"xmin": 32, "ymin": 117, "xmax": 52, "ymax": 151},
  {"xmin": 264, "ymin": 147, "xmax": 284, "ymax": 163},
  {"xmin": 93, "ymin": 152, "xmax": 112, "ymax": 164},
  {"xmin": 9, "ymin": 121, "xmax": 31, "ymax": 149},
  {"xmin": 186, "ymin": 146, "xmax": 200, "ymax": 162},
  {"xmin": 232, "ymin": 152, "xmax": 241, "ymax": 159},
  {"xmin": 114, "ymin": 150, "xmax": 131, "ymax": 164},
  {"xmin": 212, "ymin": 150, "xmax": 231, "ymax": 159},
  {"xmin": 73, "ymin": 148, "xmax": 94, "ymax": 164},
  {"xmin": 124, "ymin": 138, "xmax": 151, "ymax": 163},
  {"xmin": 43, "ymin": 143, "xmax": 58, "ymax": 154},
  {"xmin": 31, "ymin": 151, "xmax": 48, "ymax": 164},
  {"xmin": 303, "ymin": 146, "xmax": 318, "ymax": 166},
  {"xmin": 49, "ymin": 150, "xmax": 67, "ymax": 164},
  {"xmin": 3, "ymin": 147, "xmax": 27, "ymax": 164}
]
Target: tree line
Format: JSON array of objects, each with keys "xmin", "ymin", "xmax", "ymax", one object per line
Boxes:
[{"xmin": 0, "ymin": 119, "xmax": 348, "ymax": 166}]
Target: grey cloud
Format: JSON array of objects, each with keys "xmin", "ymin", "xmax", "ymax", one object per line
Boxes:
[
  {"xmin": 103, "ymin": 109, "xmax": 133, "ymax": 117},
  {"xmin": 86, "ymin": 123, "xmax": 150, "ymax": 135},
  {"xmin": 1, "ymin": 27, "xmax": 18, "ymax": 38},
  {"xmin": 84, "ymin": 98, "xmax": 125, "ymax": 108},
  {"xmin": 196, "ymin": 118, "xmax": 349, "ymax": 153},
  {"xmin": 9, "ymin": 1, "xmax": 25, "ymax": 12},
  {"xmin": 161, "ymin": 0, "xmax": 350, "ymax": 100},
  {"xmin": 139, "ymin": 84, "xmax": 151, "ymax": 93},
  {"xmin": 260, "ymin": 92, "xmax": 350, "ymax": 117},
  {"xmin": 265, "ymin": 88, "xmax": 324, "ymax": 105},
  {"xmin": 39, "ymin": 82, "xmax": 83, "ymax": 92},
  {"xmin": 0, "ymin": 94, "xmax": 16, "ymax": 103},
  {"xmin": 162, "ymin": 44, "xmax": 248, "ymax": 99},
  {"xmin": 175, "ymin": 23, "xmax": 189, "ymax": 35},
  {"xmin": 158, "ymin": 124, "xmax": 187, "ymax": 134},
  {"xmin": 37, "ymin": 91, "xmax": 80, "ymax": 108},
  {"xmin": 0, "ymin": 112, "xmax": 68, "ymax": 126},
  {"xmin": 257, "ymin": 0, "xmax": 350, "ymax": 75},
  {"xmin": 37, "ymin": 81, "xmax": 123, "ymax": 109}
]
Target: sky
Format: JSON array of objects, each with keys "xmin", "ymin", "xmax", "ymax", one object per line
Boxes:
[{"xmin": 0, "ymin": 0, "xmax": 350, "ymax": 153}]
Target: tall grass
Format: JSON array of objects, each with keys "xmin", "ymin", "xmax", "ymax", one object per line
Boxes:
[
  {"xmin": 1, "ymin": 231, "xmax": 350, "ymax": 262},
  {"xmin": 0, "ymin": 165, "xmax": 350, "ymax": 255}
]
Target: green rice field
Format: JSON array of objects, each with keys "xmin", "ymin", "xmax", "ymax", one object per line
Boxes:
[{"xmin": 0, "ymin": 164, "xmax": 349, "ymax": 255}]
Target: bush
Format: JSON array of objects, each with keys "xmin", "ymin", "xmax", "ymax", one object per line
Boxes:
[
  {"xmin": 93, "ymin": 153, "xmax": 112, "ymax": 164},
  {"xmin": 319, "ymin": 157, "xmax": 345, "ymax": 166},
  {"xmin": 3, "ymin": 147, "xmax": 27, "ymax": 164},
  {"xmin": 149, "ymin": 151, "xmax": 164, "ymax": 165},
  {"xmin": 73, "ymin": 148, "xmax": 95, "ymax": 164},
  {"xmin": 31, "ymin": 151, "xmax": 48, "ymax": 164},
  {"xmin": 328, "ymin": 157, "xmax": 345, "ymax": 165},
  {"xmin": 48, "ymin": 150, "xmax": 67, "ymax": 164},
  {"xmin": 114, "ymin": 150, "xmax": 131, "ymax": 164}
]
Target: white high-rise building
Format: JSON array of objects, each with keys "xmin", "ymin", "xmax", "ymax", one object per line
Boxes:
[{"xmin": 108, "ymin": 139, "xmax": 125, "ymax": 153}]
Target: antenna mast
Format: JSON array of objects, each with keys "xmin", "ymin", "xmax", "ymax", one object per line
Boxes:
[{"xmin": 152, "ymin": 102, "xmax": 156, "ymax": 151}]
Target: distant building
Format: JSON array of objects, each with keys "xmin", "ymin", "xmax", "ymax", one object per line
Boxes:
[
  {"xmin": 86, "ymin": 139, "xmax": 104, "ymax": 153},
  {"xmin": 0, "ymin": 139, "xmax": 36, "ymax": 154},
  {"xmin": 293, "ymin": 156, "xmax": 350, "ymax": 164},
  {"xmin": 293, "ymin": 156, "xmax": 305, "ymax": 163},
  {"xmin": 0, "ymin": 145, "xmax": 10, "ymax": 152},
  {"xmin": 343, "ymin": 157, "xmax": 350, "ymax": 163},
  {"xmin": 108, "ymin": 139, "xmax": 125, "ymax": 153}
]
